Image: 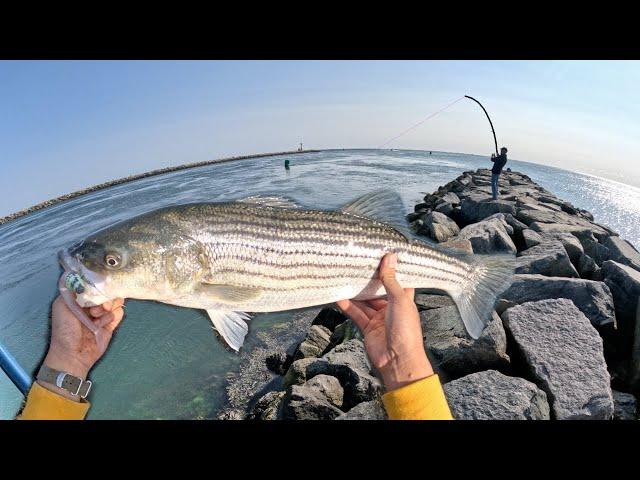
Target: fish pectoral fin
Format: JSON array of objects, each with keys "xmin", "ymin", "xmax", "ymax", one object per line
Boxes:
[
  {"xmin": 340, "ymin": 190, "xmax": 414, "ymax": 240},
  {"xmin": 206, "ymin": 310, "xmax": 250, "ymax": 352},
  {"xmin": 197, "ymin": 283, "xmax": 263, "ymax": 304}
]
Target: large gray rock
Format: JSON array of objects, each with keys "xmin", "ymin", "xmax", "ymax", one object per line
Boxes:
[
  {"xmin": 335, "ymin": 399, "xmax": 388, "ymax": 420},
  {"xmin": 500, "ymin": 274, "xmax": 616, "ymax": 327},
  {"xmin": 612, "ymin": 391, "xmax": 637, "ymax": 420},
  {"xmin": 601, "ymin": 260, "xmax": 640, "ymax": 328},
  {"xmin": 281, "ymin": 384, "xmax": 344, "ymax": 420},
  {"xmin": 540, "ymin": 231, "xmax": 585, "ymax": 263},
  {"xmin": 441, "ymin": 191, "xmax": 460, "ymax": 206},
  {"xmin": 414, "ymin": 293, "xmax": 455, "ymax": 310},
  {"xmin": 522, "ymin": 229, "xmax": 543, "ymax": 248},
  {"xmin": 293, "ymin": 324, "xmax": 332, "ymax": 360},
  {"xmin": 439, "ymin": 237, "xmax": 474, "ymax": 254},
  {"xmin": 458, "ymin": 216, "xmax": 517, "ymax": 254},
  {"xmin": 604, "ymin": 236, "xmax": 640, "ymax": 272},
  {"xmin": 515, "ymin": 241, "xmax": 579, "ymax": 277},
  {"xmin": 582, "ymin": 238, "xmax": 611, "ymax": 267},
  {"xmin": 306, "ymin": 374, "xmax": 344, "ymax": 408},
  {"xmin": 420, "ymin": 307, "xmax": 509, "ymax": 379},
  {"xmin": 283, "ymin": 358, "xmax": 318, "ymax": 387},
  {"xmin": 460, "ymin": 194, "xmax": 516, "ymax": 224},
  {"xmin": 530, "ymin": 221, "xmax": 609, "ymax": 243},
  {"xmin": 420, "ymin": 211, "xmax": 460, "ymax": 242},
  {"xmin": 502, "ymin": 299, "xmax": 614, "ymax": 419},
  {"xmin": 444, "ymin": 370, "xmax": 550, "ymax": 420},
  {"xmin": 578, "ymin": 254, "xmax": 600, "ymax": 280}
]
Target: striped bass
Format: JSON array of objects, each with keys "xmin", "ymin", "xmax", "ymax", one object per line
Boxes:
[{"xmin": 58, "ymin": 191, "xmax": 515, "ymax": 351}]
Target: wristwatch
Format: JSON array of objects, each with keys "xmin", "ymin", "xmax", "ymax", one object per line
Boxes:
[{"xmin": 36, "ymin": 365, "xmax": 93, "ymax": 399}]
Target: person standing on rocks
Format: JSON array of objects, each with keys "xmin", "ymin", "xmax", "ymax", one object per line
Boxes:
[{"xmin": 490, "ymin": 147, "xmax": 508, "ymax": 200}]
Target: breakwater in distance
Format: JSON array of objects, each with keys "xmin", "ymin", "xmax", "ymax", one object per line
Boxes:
[{"xmin": 0, "ymin": 150, "xmax": 318, "ymax": 226}]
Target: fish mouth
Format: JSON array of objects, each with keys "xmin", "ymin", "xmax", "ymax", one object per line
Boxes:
[{"xmin": 57, "ymin": 247, "xmax": 108, "ymax": 296}]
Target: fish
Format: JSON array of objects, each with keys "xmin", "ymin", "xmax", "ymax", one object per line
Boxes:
[{"xmin": 58, "ymin": 190, "xmax": 515, "ymax": 351}]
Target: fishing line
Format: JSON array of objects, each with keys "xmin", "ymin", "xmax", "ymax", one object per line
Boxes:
[{"xmin": 378, "ymin": 96, "xmax": 465, "ymax": 149}]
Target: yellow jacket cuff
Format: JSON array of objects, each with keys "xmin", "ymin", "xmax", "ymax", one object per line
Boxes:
[
  {"xmin": 382, "ymin": 374, "xmax": 453, "ymax": 420},
  {"xmin": 17, "ymin": 382, "xmax": 90, "ymax": 420}
]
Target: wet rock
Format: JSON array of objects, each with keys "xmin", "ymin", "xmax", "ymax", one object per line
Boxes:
[
  {"xmin": 217, "ymin": 408, "xmax": 246, "ymax": 420},
  {"xmin": 458, "ymin": 216, "xmax": 517, "ymax": 254},
  {"xmin": 335, "ymin": 399, "xmax": 388, "ymax": 420},
  {"xmin": 420, "ymin": 307, "xmax": 509, "ymax": 379},
  {"xmin": 604, "ymin": 236, "xmax": 640, "ymax": 272},
  {"xmin": 500, "ymin": 274, "xmax": 616, "ymax": 327},
  {"xmin": 250, "ymin": 391, "xmax": 285, "ymax": 420},
  {"xmin": 522, "ymin": 229, "xmax": 543, "ymax": 248},
  {"xmin": 311, "ymin": 307, "xmax": 349, "ymax": 331},
  {"xmin": 281, "ymin": 384, "xmax": 343, "ymax": 420},
  {"xmin": 414, "ymin": 293, "xmax": 454, "ymax": 310},
  {"xmin": 306, "ymin": 374, "xmax": 344, "ymax": 408},
  {"xmin": 434, "ymin": 201, "xmax": 454, "ymax": 216},
  {"xmin": 502, "ymin": 299, "xmax": 614, "ymax": 419},
  {"xmin": 578, "ymin": 254, "xmax": 600, "ymax": 280},
  {"xmin": 515, "ymin": 241, "xmax": 579, "ymax": 277},
  {"xmin": 420, "ymin": 211, "xmax": 460, "ymax": 242},
  {"xmin": 293, "ymin": 324, "xmax": 332, "ymax": 360},
  {"xmin": 287, "ymin": 340, "xmax": 383, "ymax": 410},
  {"xmin": 444, "ymin": 370, "xmax": 550, "ymax": 420},
  {"xmin": 612, "ymin": 391, "xmax": 637, "ymax": 420},
  {"xmin": 325, "ymin": 319, "xmax": 360, "ymax": 352},
  {"xmin": 266, "ymin": 351, "xmax": 291, "ymax": 376}
]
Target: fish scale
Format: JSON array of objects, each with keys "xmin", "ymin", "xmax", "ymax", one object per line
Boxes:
[{"xmin": 60, "ymin": 190, "xmax": 515, "ymax": 351}]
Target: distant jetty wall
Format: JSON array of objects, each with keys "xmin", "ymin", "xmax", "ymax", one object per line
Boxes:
[{"xmin": 0, "ymin": 150, "xmax": 318, "ymax": 226}]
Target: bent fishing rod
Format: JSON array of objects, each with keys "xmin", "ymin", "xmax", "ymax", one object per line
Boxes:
[{"xmin": 464, "ymin": 95, "xmax": 499, "ymax": 157}]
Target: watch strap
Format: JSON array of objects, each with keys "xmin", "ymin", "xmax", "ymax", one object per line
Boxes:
[{"xmin": 36, "ymin": 364, "xmax": 92, "ymax": 399}]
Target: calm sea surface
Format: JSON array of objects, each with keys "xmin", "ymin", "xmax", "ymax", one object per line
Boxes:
[{"xmin": 1, "ymin": 149, "xmax": 639, "ymax": 418}]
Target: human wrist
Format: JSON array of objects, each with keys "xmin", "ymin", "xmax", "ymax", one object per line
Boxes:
[
  {"xmin": 380, "ymin": 351, "xmax": 434, "ymax": 392},
  {"xmin": 42, "ymin": 349, "xmax": 91, "ymax": 380}
]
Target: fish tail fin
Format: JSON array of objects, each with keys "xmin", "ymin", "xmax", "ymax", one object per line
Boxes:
[{"xmin": 449, "ymin": 253, "xmax": 515, "ymax": 339}]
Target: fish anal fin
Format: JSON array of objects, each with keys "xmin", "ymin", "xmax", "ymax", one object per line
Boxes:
[{"xmin": 206, "ymin": 310, "xmax": 250, "ymax": 351}]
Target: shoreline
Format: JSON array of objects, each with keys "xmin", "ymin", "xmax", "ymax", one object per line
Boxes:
[{"xmin": 0, "ymin": 149, "xmax": 318, "ymax": 226}]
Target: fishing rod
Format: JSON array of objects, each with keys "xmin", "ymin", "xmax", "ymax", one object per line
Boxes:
[
  {"xmin": 0, "ymin": 340, "xmax": 32, "ymax": 395},
  {"xmin": 464, "ymin": 95, "xmax": 499, "ymax": 157}
]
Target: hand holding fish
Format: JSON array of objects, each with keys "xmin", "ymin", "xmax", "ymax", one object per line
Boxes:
[
  {"xmin": 39, "ymin": 296, "xmax": 125, "ymax": 401},
  {"xmin": 336, "ymin": 253, "xmax": 434, "ymax": 392}
]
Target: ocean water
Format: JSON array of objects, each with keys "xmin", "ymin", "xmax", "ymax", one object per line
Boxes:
[{"xmin": 1, "ymin": 149, "xmax": 639, "ymax": 419}]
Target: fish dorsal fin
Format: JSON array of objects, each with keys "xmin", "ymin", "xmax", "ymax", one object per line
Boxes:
[
  {"xmin": 340, "ymin": 190, "xmax": 413, "ymax": 240},
  {"xmin": 198, "ymin": 283, "xmax": 263, "ymax": 304},
  {"xmin": 236, "ymin": 195, "xmax": 301, "ymax": 209},
  {"xmin": 206, "ymin": 310, "xmax": 250, "ymax": 351}
]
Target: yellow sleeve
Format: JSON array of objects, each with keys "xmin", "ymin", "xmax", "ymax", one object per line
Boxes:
[
  {"xmin": 382, "ymin": 374, "xmax": 453, "ymax": 420},
  {"xmin": 16, "ymin": 382, "xmax": 90, "ymax": 420}
]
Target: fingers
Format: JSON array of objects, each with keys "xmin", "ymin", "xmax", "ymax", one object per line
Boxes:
[
  {"xmin": 378, "ymin": 253, "xmax": 405, "ymax": 302},
  {"xmin": 336, "ymin": 299, "xmax": 370, "ymax": 332},
  {"xmin": 366, "ymin": 298, "xmax": 388, "ymax": 311},
  {"xmin": 88, "ymin": 298, "xmax": 125, "ymax": 318}
]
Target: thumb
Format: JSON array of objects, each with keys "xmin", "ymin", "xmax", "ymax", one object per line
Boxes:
[{"xmin": 379, "ymin": 253, "xmax": 404, "ymax": 302}]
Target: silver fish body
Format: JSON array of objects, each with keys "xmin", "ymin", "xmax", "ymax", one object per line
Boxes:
[{"xmin": 61, "ymin": 191, "xmax": 515, "ymax": 350}]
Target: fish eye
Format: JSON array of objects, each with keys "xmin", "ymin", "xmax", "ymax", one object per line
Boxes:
[{"xmin": 104, "ymin": 253, "xmax": 122, "ymax": 268}]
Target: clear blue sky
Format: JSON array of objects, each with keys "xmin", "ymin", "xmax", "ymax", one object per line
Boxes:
[{"xmin": 1, "ymin": 60, "xmax": 639, "ymax": 216}]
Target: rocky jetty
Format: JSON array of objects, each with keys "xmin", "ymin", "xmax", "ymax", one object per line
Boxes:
[{"xmin": 242, "ymin": 168, "xmax": 638, "ymax": 420}]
